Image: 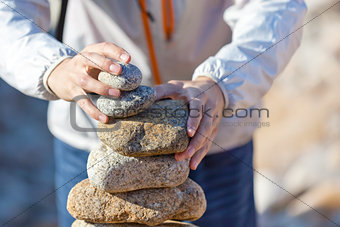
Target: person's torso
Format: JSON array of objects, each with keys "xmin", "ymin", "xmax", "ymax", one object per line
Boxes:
[{"xmin": 48, "ymin": 0, "xmax": 258, "ymax": 152}]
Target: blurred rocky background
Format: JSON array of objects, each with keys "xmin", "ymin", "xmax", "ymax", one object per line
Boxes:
[
  {"xmin": 0, "ymin": 81, "xmax": 56, "ymax": 227},
  {"xmin": 0, "ymin": 0, "xmax": 339, "ymax": 226},
  {"xmin": 254, "ymin": 0, "xmax": 340, "ymax": 226}
]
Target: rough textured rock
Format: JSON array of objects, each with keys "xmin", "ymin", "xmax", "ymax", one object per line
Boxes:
[
  {"xmin": 97, "ymin": 86, "xmax": 156, "ymax": 118},
  {"xmin": 97, "ymin": 99, "xmax": 189, "ymax": 157},
  {"xmin": 98, "ymin": 63, "xmax": 142, "ymax": 91},
  {"xmin": 67, "ymin": 178, "xmax": 206, "ymax": 226},
  {"xmin": 87, "ymin": 144, "xmax": 190, "ymax": 193},
  {"xmin": 72, "ymin": 220, "xmax": 198, "ymax": 227}
]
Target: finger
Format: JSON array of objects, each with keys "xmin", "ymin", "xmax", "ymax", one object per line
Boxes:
[
  {"xmin": 190, "ymin": 128, "xmax": 217, "ymax": 170},
  {"xmin": 175, "ymin": 116, "xmax": 212, "ymax": 161},
  {"xmin": 189, "ymin": 140, "xmax": 212, "ymax": 170},
  {"xmin": 153, "ymin": 82, "xmax": 180, "ymax": 100},
  {"xmin": 80, "ymin": 52, "xmax": 121, "ymax": 75},
  {"xmin": 187, "ymin": 98, "xmax": 202, "ymax": 137},
  {"xmin": 76, "ymin": 73, "xmax": 120, "ymax": 97},
  {"xmin": 85, "ymin": 42, "xmax": 131, "ymax": 63},
  {"xmin": 75, "ymin": 91, "xmax": 108, "ymax": 123}
]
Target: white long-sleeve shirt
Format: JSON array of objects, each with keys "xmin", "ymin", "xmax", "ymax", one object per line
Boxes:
[{"xmin": 0, "ymin": 0, "xmax": 307, "ymax": 153}]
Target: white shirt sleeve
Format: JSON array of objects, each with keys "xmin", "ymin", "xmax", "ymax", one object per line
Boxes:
[
  {"xmin": 0, "ymin": 0, "xmax": 76, "ymax": 100},
  {"xmin": 192, "ymin": 0, "xmax": 307, "ymax": 109}
]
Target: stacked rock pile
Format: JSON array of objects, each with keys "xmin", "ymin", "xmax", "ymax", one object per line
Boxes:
[{"xmin": 66, "ymin": 63, "xmax": 206, "ymax": 226}]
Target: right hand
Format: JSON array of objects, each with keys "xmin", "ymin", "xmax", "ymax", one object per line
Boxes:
[{"xmin": 47, "ymin": 42, "xmax": 130, "ymax": 123}]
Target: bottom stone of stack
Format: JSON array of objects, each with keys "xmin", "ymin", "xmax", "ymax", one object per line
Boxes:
[
  {"xmin": 67, "ymin": 178, "xmax": 206, "ymax": 226},
  {"xmin": 72, "ymin": 220, "xmax": 198, "ymax": 227}
]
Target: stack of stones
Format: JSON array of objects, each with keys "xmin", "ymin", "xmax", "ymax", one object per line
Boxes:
[{"xmin": 66, "ymin": 63, "xmax": 207, "ymax": 226}]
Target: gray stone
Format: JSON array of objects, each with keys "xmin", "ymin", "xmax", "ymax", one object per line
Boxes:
[
  {"xmin": 87, "ymin": 144, "xmax": 189, "ymax": 193},
  {"xmin": 97, "ymin": 100, "xmax": 189, "ymax": 157},
  {"xmin": 97, "ymin": 86, "xmax": 156, "ymax": 118},
  {"xmin": 98, "ymin": 63, "xmax": 142, "ymax": 91},
  {"xmin": 67, "ymin": 178, "xmax": 206, "ymax": 226},
  {"xmin": 72, "ymin": 220, "xmax": 198, "ymax": 227}
]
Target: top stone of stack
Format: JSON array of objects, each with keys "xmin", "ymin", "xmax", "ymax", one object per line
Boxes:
[
  {"xmin": 98, "ymin": 63, "xmax": 142, "ymax": 91},
  {"xmin": 96, "ymin": 63, "xmax": 156, "ymax": 118}
]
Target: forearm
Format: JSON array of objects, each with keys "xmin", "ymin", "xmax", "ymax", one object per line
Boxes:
[{"xmin": 0, "ymin": 0, "xmax": 75, "ymax": 100}]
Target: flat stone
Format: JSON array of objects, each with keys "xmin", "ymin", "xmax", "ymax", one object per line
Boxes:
[
  {"xmin": 97, "ymin": 100, "xmax": 189, "ymax": 157},
  {"xmin": 98, "ymin": 63, "xmax": 142, "ymax": 91},
  {"xmin": 97, "ymin": 86, "xmax": 156, "ymax": 118},
  {"xmin": 72, "ymin": 220, "xmax": 198, "ymax": 227},
  {"xmin": 67, "ymin": 178, "xmax": 206, "ymax": 226},
  {"xmin": 87, "ymin": 144, "xmax": 189, "ymax": 193}
]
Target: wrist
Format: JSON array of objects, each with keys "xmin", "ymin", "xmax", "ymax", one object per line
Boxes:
[
  {"xmin": 193, "ymin": 75, "xmax": 214, "ymax": 82},
  {"xmin": 45, "ymin": 57, "xmax": 72, "ymax": 97}
]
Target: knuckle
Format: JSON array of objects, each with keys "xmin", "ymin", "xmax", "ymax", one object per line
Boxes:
[
  {"xmin": 101, "ymin": 41, "xmax": 112, "ymax": 50},
  {"xmin": 190, "ymin": 99, "xmax": 201, "ymax": 109},
  {"xmin": 184, "ymin": 152, "xmax": 193, "ymax": 159},
  {"xmin": 101, "ymin": 41, "xmax": 111, "ymax": 46},
  {"xmin": 79, "ymin": 75, "xmax": 89, "ymax": 87},
  {"xmin": 85, "ymin": 52, "xmax": 95, "ymax": 59},
  {"xmin": 191, "ymin": 139, "xmax": 201, "ymax": 150},
  {"xmin": 102, "ymin": 59, "xmax": 113, "ymax": 70},
  {"xmin": 98, "ymin": 85, "xmax": 109, "ymax": 95}
]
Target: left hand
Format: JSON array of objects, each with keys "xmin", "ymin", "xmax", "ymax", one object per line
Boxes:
[{"xmin": 154, "ymin": 76, "xmax": 226, "ymax": 170}]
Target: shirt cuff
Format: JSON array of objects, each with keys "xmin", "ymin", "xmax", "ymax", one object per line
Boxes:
[
  {"xmin": 43, "ymin": 56, "xmax": 72, "ymax": 98},
  {"xmin": 192, "ymin": 60, "xmax": 230, "ymax": 109}
]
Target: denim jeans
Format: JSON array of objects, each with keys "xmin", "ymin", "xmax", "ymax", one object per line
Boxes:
[{"xmin": 54, "ymin": 138, "xmax": 256, "ymax": 227}]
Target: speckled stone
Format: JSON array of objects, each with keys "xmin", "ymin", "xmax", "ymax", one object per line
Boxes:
[
  {"xmin": 97, "ymin": 100, "xmax": 189, "ymax": 157},
  {"xmin": 67, "ymin": 178, "xmax": 206, "ymax": 226},
  {"xmin": 98, "ymin": 63, "xmax": 142, "ymax": 91},
  {"xmin": 87, "ymin": 144, "xmax": 189, "ymax": 193},
  {"xmin": 72, "ymin": 220, "xmax": 198, "ymax": 227},
  {"xmin": 97, "ymin": 86, "xmax": 156, "ymax": 118}
]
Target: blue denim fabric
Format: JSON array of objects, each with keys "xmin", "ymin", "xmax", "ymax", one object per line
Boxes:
[
  {"xmin": 54, "ymin": 138, "xmax": 256, "ymax": 227},
  {"xmin": 54, "ymin": 139, "xmax": 89, "ymax": 227},
  {"xmin": 190, "ymin": 140, "xmax": 256, "ymax": 227}
]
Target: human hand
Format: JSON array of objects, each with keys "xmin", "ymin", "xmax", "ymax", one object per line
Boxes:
[
  {"xmin": 154, "ymin": 77, "xmax": 225, "ymax": 170},
  {"xmin": 47, "ymin": 42, "xmax": 131, "ymax": 123}
]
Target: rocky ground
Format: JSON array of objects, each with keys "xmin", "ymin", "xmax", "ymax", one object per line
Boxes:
[
  {"xmin": 254, "ymin": 0, "xmax": 340, "ymax": 226},
  {"xmin": 0, "ymin": 80, "xmax": 57, "ymax": 227}
]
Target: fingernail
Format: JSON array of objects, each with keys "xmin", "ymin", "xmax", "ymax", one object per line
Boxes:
[
  {"xmin": 188, "ymin": 128, "xmax": 195, "ymax": 137},
  {"xmin": 109, "ymin": 64, "xmax": 120, "ymax": 73},
  {"xmin": 108, "ymin": 89, "xmax": 120, "ymax": 97},
  {"xmin": 99, "ymin": 115, "xmax": 107, "ymax": 123},
  {"xmin": 120, "ymin": 53, "xmax": 129, "ymax": 62}
]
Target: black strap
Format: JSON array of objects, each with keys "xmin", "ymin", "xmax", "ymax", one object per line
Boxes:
[
  {"xmin": 136, "ymin": 0, "xmax": 155, "ymax": 22},
  {"xmin": 56, "ymin": 0, "xmax": 68, "ymax": 42}
]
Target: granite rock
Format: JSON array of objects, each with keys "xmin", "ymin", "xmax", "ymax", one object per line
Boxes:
[
  {"xmin": 96, "ymin": 86, "xmax": 156, "ymax": 118},
  {"xmin": 87, "ymin": 144, "xmax": 189, "ymax": 193},
  {"xmin": 67, "ymin": 178, "xmax": 206, "ymax": 226},
  {"xmin": 72, "ymin": 220, "xmax": 198, "ymax": 227},
  {"xmin": 98, "ymin": 63, "xmax": 142, "ymax": 91},
  {"xmin": 97, "ymin": 99, "xmax": 189, "ymax": 157}
]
